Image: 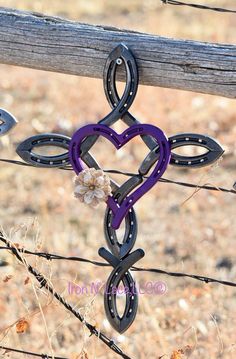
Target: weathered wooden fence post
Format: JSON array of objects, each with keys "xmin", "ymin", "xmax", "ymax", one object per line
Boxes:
[{"xmin": 0, "ymin": 8, "xmax": 235, "ymax": 98}]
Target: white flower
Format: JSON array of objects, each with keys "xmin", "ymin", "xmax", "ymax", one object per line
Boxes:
[{"xmin": 74, "ymin": 168, "xmax": 112, "ymax": 207}]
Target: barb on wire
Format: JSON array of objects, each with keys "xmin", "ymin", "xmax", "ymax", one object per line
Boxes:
[
  {"xmin": 0, "ymin": 345, "xmax": 68, "ymax": 359},
  {"xmin": 1, "ymin": 238, "xmax": 236, "ymax": 289},
  {"xmin": 0, "ymin": 158, "xmax": 235, "ymax": 195},
  {"xmin": 161, "ymin": 0, "xmax": 236, "ymax": 13},
  {"xmin": 0, "ymin": 235, "xmax": 131, "ymax": 359}
]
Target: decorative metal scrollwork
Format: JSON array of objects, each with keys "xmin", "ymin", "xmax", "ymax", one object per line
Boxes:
[{"xmin": 2, "ymin": 43, "xmax": 224, "ymax": 334}]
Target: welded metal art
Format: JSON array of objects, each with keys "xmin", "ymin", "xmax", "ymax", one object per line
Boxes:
[{"xmin": 4, "ymin": 43, "xmax": 224, "ymax": 333}]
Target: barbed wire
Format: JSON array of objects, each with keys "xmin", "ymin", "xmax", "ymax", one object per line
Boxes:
[
  {"xmin": 1, "ymin": 238, "xmax": 235, "ymax": 358},
  {"xmin": 0, "ymin": 234, "xmax": 131, "ymax": 359},
  {"xmin": 0, "ymin": 345, "xmax": 68, "ymax": 359},
  {"xmin": 161, "ymin": 0, "xmax": 236, "ymax": 13},
  {"xmin": 1, "ymin": 239, "xmax": 236, "ymax": 288},
  {"xmin": 0, "ymin": 158, "xmax": 235, "ymax": 195}
]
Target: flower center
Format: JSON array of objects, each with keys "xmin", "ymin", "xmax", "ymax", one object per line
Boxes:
[{"xmin": 89, "ymin": 185, "xmax": 95, "ymax": 191}]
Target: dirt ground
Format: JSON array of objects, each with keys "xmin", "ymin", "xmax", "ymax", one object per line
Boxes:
[{"xmin": 0, "ymin": 1, "xmax": 235, "ymax": 358}]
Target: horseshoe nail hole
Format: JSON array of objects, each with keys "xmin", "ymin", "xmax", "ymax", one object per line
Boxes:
[{"xmin": 116, "ymin": 58, "xmax": 123, "ymax": 65}]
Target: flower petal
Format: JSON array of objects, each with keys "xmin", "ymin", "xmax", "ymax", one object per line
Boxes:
[
  {"xmin": 94, "ymin": 188, "xmax": 105, "ymax": 199},
  {"xmin": 95, "ymin": 176, "xmax": 105, "ymax": 187},
  {"xmin": 74, "ymin": 184, "xmax": 88, "ymax": 195},
  {"xmin": 84, "ymin": 190, "xmax": 95, "ymax": 204},
  {"xmin": 83, "ymin": 171, "xmax": 93, "ymax": 184}
]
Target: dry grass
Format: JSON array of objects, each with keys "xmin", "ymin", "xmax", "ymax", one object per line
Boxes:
[{"xmin": 0, "ymin": 1, "xmax": 235, "ymax": 358}]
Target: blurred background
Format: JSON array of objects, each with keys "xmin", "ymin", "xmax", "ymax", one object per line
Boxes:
[{"xmin": 0, "ymin": 1, "xmax": 235, "ymax": 358}]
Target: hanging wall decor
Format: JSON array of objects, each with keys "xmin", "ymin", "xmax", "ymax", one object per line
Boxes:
[{"xmin": 4, "ymin": 44, "xmax": 224, "ymax": 333}]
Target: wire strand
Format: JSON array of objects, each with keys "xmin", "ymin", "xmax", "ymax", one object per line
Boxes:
[
  {"xmin": 0, "ymin": 346, "xmax": 68, "ymax": 359},
  {"xmin": 0, "ymin": 158, "xmax": 235, "ymax": 195},
  {"xmin": 0, "ymin": 235, "xmax": 131, "ymax": 359},
  {"xmin": 161, "ymin": 0, "xmax": 236, "ymax": 13},
  {"xmin": 1, "ymin": 241, "xmax": 236, "ymax": 288}
]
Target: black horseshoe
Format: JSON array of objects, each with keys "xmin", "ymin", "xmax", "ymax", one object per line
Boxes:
[
  {"xmin": 169, "ymin": 133, "xmax": 224, "ymax": 167},
  {"xmin": 103, "ymin": 43, "xmax": 139, "ymax": 121},
  {"xmin": 99, "ymin": 247, "xmax": 145, "ymax": 333},
  {"xmin": 103, "ymin": 44, "xmax": 157, "ymax": 152},
  {"xmin": 139, "ymin": 133, "xmax": 224, "ymax": 174},
  {"xmin": 16, "ymin": 133, "xmax": 71, "ymax": 167},
  {"xmin": 104, "ymin": 176, "xmax": 141, "ymax": 259},
  {"xmin": 104, "ymin": 206, "xmax": 138, "ymax": 259},
  {"xmin": 0, "ymin": 108, "xmax": 17, "ymax": 136},
  {"xmin": 79, "ymin": 43, "xmax": 139, "ymax": 158}
]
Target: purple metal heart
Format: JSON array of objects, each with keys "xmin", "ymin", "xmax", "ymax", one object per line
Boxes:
[{"xmin": 69, "ymin": 124, "xmax": 171, "ymax": 229}]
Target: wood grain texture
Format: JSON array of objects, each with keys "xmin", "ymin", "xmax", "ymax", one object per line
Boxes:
[{"xmin": 0, "ymin": 8, "xmax": 235, "ymax": 98}]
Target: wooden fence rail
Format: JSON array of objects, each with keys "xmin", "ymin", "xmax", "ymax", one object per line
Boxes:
[{"xmin": 0, "ymin": 8, "xmax": 235, "ymax": 98}]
